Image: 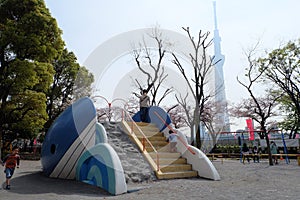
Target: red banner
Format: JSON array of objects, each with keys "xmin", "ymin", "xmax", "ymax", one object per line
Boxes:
[{"xmin": 246, "ymin": 118, "xmax": 255, "ymax": 141}]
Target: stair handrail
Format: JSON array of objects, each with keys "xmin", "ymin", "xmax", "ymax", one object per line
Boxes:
[
  {"xmin": 122, "ymin": 110, "xmax": 160, "ymax": 172},
  {"xmin": 153, "ymin": 111, "xmax": 196, "ymax": 155}
]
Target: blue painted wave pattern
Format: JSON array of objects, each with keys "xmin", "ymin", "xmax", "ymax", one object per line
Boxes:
[{"xmin": 76, "ymin": 143, "xmax": 127, "ymax": 195}]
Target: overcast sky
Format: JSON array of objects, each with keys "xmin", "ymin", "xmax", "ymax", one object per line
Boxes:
[{"xmin": 44, "ymin": 0, "xmax": 300, "ymax": 129}]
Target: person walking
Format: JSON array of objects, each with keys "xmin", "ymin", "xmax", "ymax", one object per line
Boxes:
[
  {"xmin": 270, "ymin": 141, "xmax": 278, "ymax": 165},
  {"xmin": 2, "ymin": 146, "xmax": 20, "ymax": 190}
]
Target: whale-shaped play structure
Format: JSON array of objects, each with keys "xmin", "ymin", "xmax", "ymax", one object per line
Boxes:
[
  {"xmin": 41, "ymin": 97, "xmax": 220, "ymax": 196},
  {"xmin": 41, "ymin": 97, "xmax": 127, "ymax": 195}
]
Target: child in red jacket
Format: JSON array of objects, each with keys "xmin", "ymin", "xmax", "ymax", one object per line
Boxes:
[{"xmin": 2, "ymin": 146, "xmax": 20, "ymax": 190}]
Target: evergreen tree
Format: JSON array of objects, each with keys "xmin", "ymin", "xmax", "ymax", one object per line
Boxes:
[
  {"xmin": 45, "ymin": 49, "xmax": 94, "ymax": 129},
  {"xmin": 0, "ymin": 0, "xmax": 64, "ymax": 139}
]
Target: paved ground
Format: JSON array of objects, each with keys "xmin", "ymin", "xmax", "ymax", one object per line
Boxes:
[{"xmin": 1, "ymin": 158, "xmax": 299, "ymax": 200}]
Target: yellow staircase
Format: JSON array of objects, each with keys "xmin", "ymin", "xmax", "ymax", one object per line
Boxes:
[{"xmin": 127, "ymin": 122, "xmax": 198, "ymax": 179}]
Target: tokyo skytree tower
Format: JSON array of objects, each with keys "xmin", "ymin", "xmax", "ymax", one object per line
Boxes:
[{"xmin": 212, "ymin": 1, "xmax": 230, "ymax": 132}]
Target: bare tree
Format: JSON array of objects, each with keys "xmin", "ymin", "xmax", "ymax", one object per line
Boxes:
[
  {"xmin": 126, "ymin": 96, "xmax": 139, "ymax": 115},
  {"xmin": 172, "ymin": 27, "xmax": 219, "ymax": 149},
  {"xmin": 132, "ymin": 27, "xmax": 173, "ymax": 106},
  {"xmin": 174, "ymin": 93, "xmax": 194, "ymax": 130},
  {"xmin": 235, "ymin": 45, "xmax": 282, "ymax": 166},
  {"xmin": 201, "ymin": 100, "xmax": 228, "ymax": 148},
  {"xmin": 166, "ymin": 104, "xmax": 188, "ymax": 129}
]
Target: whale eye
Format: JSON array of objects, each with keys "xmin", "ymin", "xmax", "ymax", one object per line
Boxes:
[{"xmin": 50, "ymin": 144, "xmax": 56, "ymax": 154}]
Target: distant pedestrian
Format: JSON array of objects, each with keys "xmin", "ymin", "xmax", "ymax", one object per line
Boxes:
[
  {"xmin": 242, "ymin": 143, "xmax": 250, "ymax": 164},
  {"xmin": 270, "ymin": 141, "xmax": 278, "ymax": 165},
  {"xmin": 2, "ymin": 146, "xmax": 20, "ymax": 190}
]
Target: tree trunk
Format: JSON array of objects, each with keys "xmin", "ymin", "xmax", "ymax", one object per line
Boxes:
[
  {"xmin": 190, "ymin": 126, "xmax": 195, "ymax": 146},
  {"xmin": 196, "ymin": 123, "xmax": 202, "ymax": 149},
  {"xmin": 264, "ymin": 131, "xmax": 273, "ymax": 166},
  {"xmin": 193, "ymin": 105, "xmax": 202, "ymax": 149}
]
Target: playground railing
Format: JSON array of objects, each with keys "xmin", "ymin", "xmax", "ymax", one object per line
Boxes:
[
  {"xmin": 206, "ymin": 153, "xmax": 299, "ymax": 161},
  {"xmin": 121, "ymin": 110, "xmax": 160, "ymax": 172},
  {"xmin": 153, "ymin": 111, "xmax": 195, "ymax": 155}
]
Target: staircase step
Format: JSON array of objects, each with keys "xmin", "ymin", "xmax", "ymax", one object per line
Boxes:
[
  {"xmin": 157, "ymin": 170, "xmax": 198, "ymax": 179},
  {"xmin": 136, "ymin": 124, "xmax": 161, "ymax": 135},
  {"xmin": 160, "ymin": 164, "xmax": 192, "ymax": 172},
  {"xmin": 127, "ymin": 123, "xmax": 158, "ymax": 132},
  {"xmin": 135, "ymin": 131, "xmax": 163, "ymax": 138},
  {"xmin": 148, "ymin": 136, "xmax": 167, "ymax": 141},
  {"xmin": 138, "ymin": 126, "xmax": 160, "ymax": 131},
  {"xmin": 131, "ymin": 122, "xmax": 159, "ymax": 131},
  {"xmin": 143, "ymin": 140, "xmax": 168, "ymax": 146},
  {"xmin": 134, "ymin": 122, "xmax": 157, "ymax": 127},
  {"xmin": 143, "ymin": 132, "xmax": 163, "ymax": 137},
  {"xmin": 146, "ymin": 146, "xmax": 170, "ymax": 152},
  {"xmin": 138, "ymin": 140, "xmax": 168, "ymax": 151},
  {"xmin": 144, "ymin": 145, "xmax": 168, "ymax": 150},
  {"xmin": 149, "ymin": 152, "xmax": 181, "ymax": 158},
  {"xmin": 157, "ymin": 158, "xmax": 187, "ymax": 165}
]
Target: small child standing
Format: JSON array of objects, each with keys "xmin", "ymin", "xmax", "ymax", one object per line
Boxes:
[
  {"xmin": 2, "ymin": 146, "xmax": 20, "ymax": 190},
  {"xmin": 167, "ymin": 130, "xmax": 178, "ymax": 152}
]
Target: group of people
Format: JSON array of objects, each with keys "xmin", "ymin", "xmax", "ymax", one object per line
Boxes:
[
  {"xmin": 242, "ymin": 141, "xmax": 279, "ymax": 164},
  {"xmin": 1, "ymin": 146, "xmax": 20, "ymax": 190},
  {"xmin": 242, "ymin": 143, "xmax": 261, "ymax": 163}
]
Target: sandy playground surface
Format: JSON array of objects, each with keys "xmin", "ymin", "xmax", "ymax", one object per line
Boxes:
[{"xmin": 0, "ymin": 158, "xmax": 299, "ymax": 200}]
